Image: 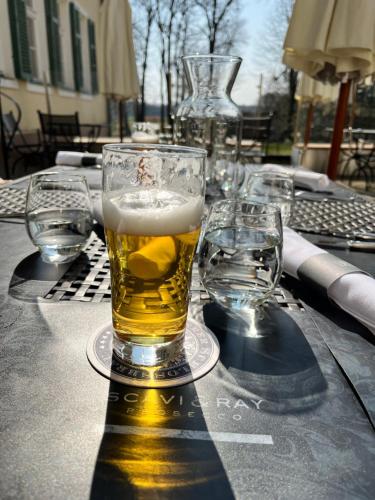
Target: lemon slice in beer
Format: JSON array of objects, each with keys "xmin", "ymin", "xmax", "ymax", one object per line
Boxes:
[{"xmin": 128, "ymin": 237, "xmax": 177, "ymax": 280}]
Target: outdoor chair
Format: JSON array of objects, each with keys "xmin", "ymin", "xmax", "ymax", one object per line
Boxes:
[
  {"xmin": 1, "ymin": 92, "xmax": 45, "ymax": 178},
  {"xmin": 240, "ymin": 113, "xmax": 273, "ymax": 163},
  {"xmin": 38, "ymin": 111, "xmax": 102, "ymax": 163},
  {"xmin": 340, "ymin": 128, "xmax": 375, "ymax": 190}
]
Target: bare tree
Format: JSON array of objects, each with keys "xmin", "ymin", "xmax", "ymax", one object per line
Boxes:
[
  {"xmin": 172, "ymin": 0, "xmax": 190, "ymax": 106},
  {"xmin": 254, "ymin": 0, "xmax": 298, "ymax": 140},
  {"xmin": 155, "ymin": 0, "xmax": 195, "ymax": 126},
  {"xmin": 131, "ymin": 0, "xmax": 243, "ymax": 128},
  {"xmin": 194, "ymin": 0, "xmax": 243, "ymax": 54},
  {"xmin": 132, "ymin": 0, "xmax": 155, "ymax": 121}
]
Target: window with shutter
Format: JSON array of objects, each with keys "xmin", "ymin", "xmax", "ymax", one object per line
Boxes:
[
  {"xmin": 87, "ymin": 19, "xmax": 98, "ymax": 94},
  {"xmin": 7, "ymin": 0, "xmax": 32, "ymax": 80},
  {"xmin": 69, "ymin": 2, "xmax": 83, "ymax": 91},
  {"xmin": 45, "ymin": 0, "xmax": 63, "ymax": 86}
]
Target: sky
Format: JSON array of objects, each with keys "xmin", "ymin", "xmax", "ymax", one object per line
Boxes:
[
  {"xmin": 135, "ymin": 0, "xmax": 286, "ymax": 107},
  {"xmin": 230, "ymin": 0, "xmax": 277, "ymax": 105}
]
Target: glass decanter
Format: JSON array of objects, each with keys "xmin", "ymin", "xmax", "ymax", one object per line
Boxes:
[{"xmin": 174, "ymin": 55, "xmax": 242, "ymax": 190}]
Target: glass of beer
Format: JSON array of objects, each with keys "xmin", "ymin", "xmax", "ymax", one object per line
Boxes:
[{"xmin": 102, "ymin": 144, "xmax": 206, "ymax": 366}]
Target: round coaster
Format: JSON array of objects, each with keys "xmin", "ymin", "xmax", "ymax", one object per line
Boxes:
[{"xmin": 86, "ymin": 318, "xmax": 220, "ymax": 388}]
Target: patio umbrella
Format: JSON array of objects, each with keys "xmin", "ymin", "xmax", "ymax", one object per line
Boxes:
[
  {"xmin": 295, "ymin": 74, "xmax": 339, "ymax": 147},
  {"xmin": 283, "ymin": 0, "xmax": 375, "ymax": 179},
  {"xmin": 98, "ymin": 0, "xmax": 139, "ymax": 141}
]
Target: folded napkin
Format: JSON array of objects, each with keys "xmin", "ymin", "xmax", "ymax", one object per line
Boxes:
[
  {"xmin": 262, "ymin": 164, "xmax": 330, "ymax": 192},
  {"xmin": 283, "ymin": 228, "xmax": 375, "ymax": 334},
  {"xmin": 131, "ymin": 131, "xmax": 159, "ymax": 144},
  {"xmin": 55, "ymin": 151, "xmax": 102, "ymax": 167}
]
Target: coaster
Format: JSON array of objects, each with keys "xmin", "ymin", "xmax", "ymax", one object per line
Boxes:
[{"xmin": 86, "ymin": 318, "xmax": 220, "ymax": 388}]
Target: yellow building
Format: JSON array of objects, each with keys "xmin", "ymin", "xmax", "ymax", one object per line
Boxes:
[{"xmin": 0, "ymin": 0, "xmax": 106, "ymax": 130}]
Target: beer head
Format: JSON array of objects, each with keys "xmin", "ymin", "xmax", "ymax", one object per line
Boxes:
[{"xmin": 102, "ymin": 189, "xmax": 203, "ymax": 236}]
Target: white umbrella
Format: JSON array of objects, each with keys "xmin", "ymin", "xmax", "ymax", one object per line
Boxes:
[
  {"xmin": 98, "ymin": 0, "xmax": 139, "ymax": 140},
  {"xmin": 283, "ymin": 0, "xmax": 375, "ymax": 179},
  {"xmin": 295, "ymin": 74, "xmax": 339, "ymax": 103},
  {"xmin": 295, "ymin": 73, "xmax": 339, "ymax": 147}
]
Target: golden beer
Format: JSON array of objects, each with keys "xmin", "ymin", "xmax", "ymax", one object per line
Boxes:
[{"xmin": 103, "ymin": 189, "xmax": 203, "ymax": 347}]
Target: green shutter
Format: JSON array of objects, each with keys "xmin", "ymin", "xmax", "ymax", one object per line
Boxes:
[
  {"xmin": 45, "ymin": 0, "xmax": 63, "ymax": 86},
  {"xmin": 87, "ymin": 19, "xmax": 98, "ymax": 94},
  {"xmin": 69, "ymin": 2, "xmax": 83, "ymax": 91},
  {"xmin": 7, "ymin": 0, "xmax": 32, "ymax": 80}
]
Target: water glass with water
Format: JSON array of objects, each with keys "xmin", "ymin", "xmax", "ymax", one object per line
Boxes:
[
  {"xmin": 199, "ymin": 200, "xmax": 282, "ymax": 311},
  {"xmin": 240, "ymin": 171, "xmax": 294, "ymax": 225},
  {"xmin": 26, "ymin": 173, "xmax": 93, "ymax": 264}
]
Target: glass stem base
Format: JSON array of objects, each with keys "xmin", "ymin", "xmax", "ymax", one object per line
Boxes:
[{"xmin": 113, "ymin": 332, "xmax": 184, "ymax": 367}]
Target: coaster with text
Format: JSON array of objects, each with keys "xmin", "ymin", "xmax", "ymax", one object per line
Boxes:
[{"xmin": 86, "ymin": 318, "xmax": 220, "ymax": 388}]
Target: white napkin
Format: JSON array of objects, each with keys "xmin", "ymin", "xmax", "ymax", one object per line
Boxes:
[
  {"xmin": 283, "ymin": 228, "xmax": 375, "ymax": 335},
  {"xmin": 263, "ymin": 164, "xmax": 330, "ymax": 191},
  {"xmin": 131, "ymin": 131, "xmax": 159, "ymax": 144},
  {"xmin": 55, "ymin": 151, "xmax": 101, "ymax": 166}
]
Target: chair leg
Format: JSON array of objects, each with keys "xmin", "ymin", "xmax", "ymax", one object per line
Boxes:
[{"xmin": 10, "ymin": 155, "xmax": 26, "ymax": 178}]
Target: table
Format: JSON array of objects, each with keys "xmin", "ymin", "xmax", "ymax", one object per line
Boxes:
[{"xmin": 0, "ymin": 168, "xmax": 374, "ymax": 499}]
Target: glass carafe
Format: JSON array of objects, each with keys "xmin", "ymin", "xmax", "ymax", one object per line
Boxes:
[{"xmin": 174, "ymin": 55, "xmax": 242, "ymax": 189}]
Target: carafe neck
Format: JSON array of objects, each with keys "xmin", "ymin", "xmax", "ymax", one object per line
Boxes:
[{"xmin": 182, "ymin": 55, "xmax": 242, "ymax": 99}]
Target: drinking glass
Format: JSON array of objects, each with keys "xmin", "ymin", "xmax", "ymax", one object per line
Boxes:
[
  {"xmin": 25, "ymin": 173, "xmax": 93, "ymax": 264},
  {"xmin": 240, "ymin": 172, "xmax": 294, "ymax": 225},
  {"xmin": 102, "ymin": 144, "xmax": 206, "ymax": 366},
  {"xmin": 199, "ymin": 200, "xmax": 282, "ymax": 312}
]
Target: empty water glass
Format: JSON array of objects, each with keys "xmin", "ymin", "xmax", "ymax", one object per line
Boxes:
[
  {"xmin": 240, "ymin": 171, "xmax": 294, "ymax": 225},
  {"xmin": 26, "ymin": 173, "xmax": 93, "ymax": 264},
  {"xmin": 199, "ymin": 200, "xmax": 283, "ymax": 312}
]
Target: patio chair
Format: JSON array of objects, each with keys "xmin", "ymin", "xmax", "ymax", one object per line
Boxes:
[
  {"xmin": 240, "ymin": 113, "xmax": 273, "ymax": 163},
  {"xmin": 1, "ymin": 92, "xmax": 45, "ymax": 178},
  {"xmin": 38, "ymin": 111, "xmax": 102, "ymax": 162},
  {"xmin": 340, "ymin": 128, "xmax": 375, "ymax": 190}
]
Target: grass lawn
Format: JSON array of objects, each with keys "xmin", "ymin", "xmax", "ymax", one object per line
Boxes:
[{"xmin": 267, "ymin": 143, "xmax": 292, "ymax": 156}]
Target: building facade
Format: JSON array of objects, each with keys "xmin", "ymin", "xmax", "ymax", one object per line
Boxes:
[{"xmin": 0, "ymin": 0, "xmax": 106, "ymax": 130}]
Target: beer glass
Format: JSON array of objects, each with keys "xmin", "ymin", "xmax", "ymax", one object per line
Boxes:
[{"xmin": 102, "ymin": 144, "xmax": 206, "ymax": 366}]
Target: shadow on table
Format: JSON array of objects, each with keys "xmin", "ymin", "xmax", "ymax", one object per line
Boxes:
[
  {"xmin": 282, "ymin": 274, "xmax": 375, "ymax": 346},
  {"xmin": 203, "ymin": 302, "xmax": 328, "ymax": 415},
  {"xmin": 8, "ymin": 251, "xmax": 89, "ymax": 302},
  {"xmin": 90, "ymin": 377, "xmax": 235, "ymax": 500}
]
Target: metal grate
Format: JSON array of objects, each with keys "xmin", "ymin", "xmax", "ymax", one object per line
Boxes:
[
  {"xmin": 1, "ymin": 185, "xmax": 373, "ymax": 239},
  {"xmin": 0, "ymin": 186, "xmax": 101, "ymax": 216},
  {"xmin": 0, "ymin": 187, "xmax": 27, "ymax": 215},
  {"xmin": 44, "ymin": 236, "xmax": 304, "ymax": 310},
  {"xmin": 291, "ymin": 198, "xmax": 375, "ymax": 238},
  {"xmin": 44, "ymin": 237, "xmax": 111, "ymax": 302}
]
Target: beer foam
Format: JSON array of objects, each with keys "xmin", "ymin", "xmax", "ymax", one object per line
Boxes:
[{"xmin": 103, "ymin": 189, "xmax": 203, "ymax": 236}]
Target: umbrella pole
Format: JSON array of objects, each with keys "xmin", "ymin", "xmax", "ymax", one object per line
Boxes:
[
  {"xmin": 303, "ymin": 101, "xmax": 314, "ymax": 147},
  {"xmin": 43, "ymin": 72, "xmax": 51, "ymax": 115},
  {"xmin": 0, "ymin": 91, "xmax": 10, "ymax": 179},
  {"xmin": 327, "ymin": 80, "xmax": 351, "ymax": 180},
  {"xmin": 293, "ymin": 99, "xmax": 301, "ymax": 144},
  {"xmin": 300, "ymin": 101, "xmax": 315, "ymax": 166},
  {"xmin": 119, "ymin": 100, "xmax": 124, "ymax": 142}
]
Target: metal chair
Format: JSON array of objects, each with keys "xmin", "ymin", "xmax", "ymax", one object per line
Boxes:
[
  {"xmin": 240, "ymin": 113, "xmax": 273, "ymax": 163},
  {"xmin": 1, "ymin": 92, "xmax": 45, "ymax": 178},
  {"xmin": 38, "ymin": 111, "xmax": 101, "ymax": 161},
  {"xmin": 340, "ymin": 128, "xmax": 375, "ymax": 190}
]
